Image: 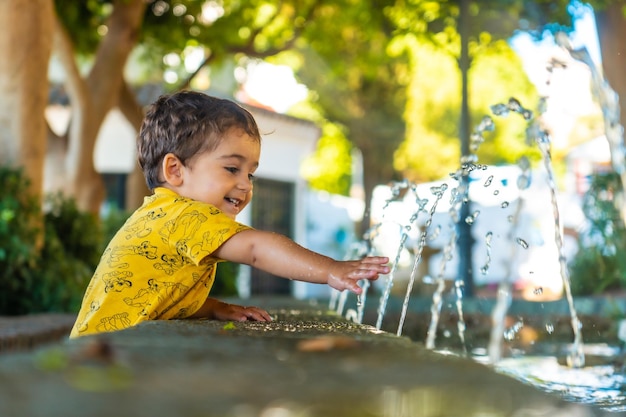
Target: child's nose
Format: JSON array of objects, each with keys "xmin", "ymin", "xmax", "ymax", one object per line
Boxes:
[{"xmin": 238, "ymin": 176, "xmax": 253, "ymax": 192}]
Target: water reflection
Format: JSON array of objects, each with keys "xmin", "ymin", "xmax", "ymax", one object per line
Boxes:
[{"xmin": 489, "ymin": 347, "xmax": 626, "ymax": 412}]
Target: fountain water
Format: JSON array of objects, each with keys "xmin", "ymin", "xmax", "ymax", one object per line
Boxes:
[{"xmin": 329, "ymin": 35, "xmax": 626, "ymax": 412}]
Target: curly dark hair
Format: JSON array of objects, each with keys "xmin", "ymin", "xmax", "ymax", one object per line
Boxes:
[{"xmin": 137, "ymin": 91, "xmax": 261, "ymax": 190}]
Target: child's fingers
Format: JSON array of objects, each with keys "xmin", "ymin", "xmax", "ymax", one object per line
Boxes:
[
  {"xmin": 241, "ymin": 306, "xmax": 273, "ymax": 322},
  {"xmin": 342, "ymin": 267, "xmax": 385, "ymax": 285},
  {"xmin": 359, "ymin": 256, "xmax": 390, "ymax": 265},
  {"xmin": 356, "ymin": 260, "xmax": 390, "ymax": 275}
]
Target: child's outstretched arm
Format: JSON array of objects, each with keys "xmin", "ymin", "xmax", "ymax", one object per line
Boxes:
[{"xmin": 213, "ymin": 229, "xmax": 390, "ymax": 294}]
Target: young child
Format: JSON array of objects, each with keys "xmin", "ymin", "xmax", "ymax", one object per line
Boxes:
[{"xmin": 70, "ymin": 91, "xmax": 389, "ymax": 338}]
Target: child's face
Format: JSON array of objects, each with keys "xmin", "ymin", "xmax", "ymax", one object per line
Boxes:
[{"xmin": 177, "ymin": 128, "xmax": 260, "ymax": 219}]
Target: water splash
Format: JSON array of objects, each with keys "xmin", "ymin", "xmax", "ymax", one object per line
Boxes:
[
  {"xmin": 532, "ymin": 116, "xmax": 585, "ymax": 368},
  {"xmin": 555, "ymin": 41, "xmax": 626, "ymax": 362},
  {"xmin": 488, "ymin": 153, "xmax": 531, "ymax": 364},
  {"xmin": 375, "ymin": 181, "xmax": 428, "ymax": 329},
  {"xmin": 515, "ymin": 237, "xmax": 529, "ymax": 249},
  {"xmin": 480, "ymin": 231, "xmax": 493, "ymax": 276},
  {"xmin": 396, "ymin": 184, "xmax": 447, "ymax": 336},
  {"xmin": 423, "ymin": 116, "xmax": 494, "ymax": 348},
  {"xmin": 425, "ymin": 218, "xmax": 457, "ymax": 349}
]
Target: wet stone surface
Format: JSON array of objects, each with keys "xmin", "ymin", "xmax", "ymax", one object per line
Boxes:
[{"xmin": 0, "ymin": 297, "xmax": 615, "ymax": 417}]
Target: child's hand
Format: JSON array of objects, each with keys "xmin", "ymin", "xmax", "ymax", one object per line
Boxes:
[
  {"xmin": 327, "ymin": 256, "xmax": 390, "ymax": 294},
  {"xmin": 212, "ymin": 301, "xmax": 273, "ymax": 322},
  {"xmin": 191, "ymin": 298, "xmax": 273, "ymax": 322}
]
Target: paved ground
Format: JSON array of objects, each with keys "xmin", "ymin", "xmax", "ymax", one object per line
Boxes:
[{"xmin": 0, "ymin": 297, "xmax": 615, "ymax": 417}]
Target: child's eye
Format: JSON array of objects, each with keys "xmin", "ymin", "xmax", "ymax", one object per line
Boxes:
[{"xmin": 225, "ymin": 167, "xmax": 238, "ymax": 174}]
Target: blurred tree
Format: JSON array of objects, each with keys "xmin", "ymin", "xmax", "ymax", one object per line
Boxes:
[
  {"xmin": 299, "ymin": 117, "xmax": 354, "ymax": 196},
  {"xmin": 284, "ymin": 0, "xmax": 409, "ymax": 236},
  {"xmin": 0, "ymin": 0, "xmax": 54, "ymax": 211},
  {"xmin": 594, "ymin": 1, "xmax": 626, "ymax": 136},
  {"xmin": 46, "ymin": 0, "xmax": 324, "ymax": 213},
  {"xmin": 395, "ymin": 36, "xmax": 538, "ymax": 182}
]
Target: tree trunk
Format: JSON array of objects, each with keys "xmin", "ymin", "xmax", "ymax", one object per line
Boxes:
[
  {"xmin": 357, "ymin": 140, "xmax": 400, "ymax": 240},
  {"xmin": 595, "ymin": 1, "xmax": 626, "ymax": 138},
  {"xmin": 0, "ymin": 0, "xmax": 54, "ymax": 201},
  {"xmin": 57, "ymin": 0, "xmax": 147, "ymax": 214}
]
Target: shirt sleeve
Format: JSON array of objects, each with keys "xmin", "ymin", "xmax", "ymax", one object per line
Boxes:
[{"xmin": 158, "ymin": 202, "xmax": 251, "ymax": 266}]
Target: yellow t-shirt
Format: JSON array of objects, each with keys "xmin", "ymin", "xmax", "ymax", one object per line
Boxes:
[{"xmin": 70, "ymin": 187, "xmax": 251, "ymax": 338}]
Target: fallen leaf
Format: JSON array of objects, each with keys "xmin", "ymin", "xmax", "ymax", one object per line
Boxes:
[{"xmin": 297, "ymin": 336, "xmax": 360, "ymax": 352}]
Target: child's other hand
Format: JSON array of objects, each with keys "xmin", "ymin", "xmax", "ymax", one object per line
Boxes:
[
  {"xmin": 212, "ymin": 301, "xmax": 273, "ymax": 322},
  {"xmin": 327, "ymin": 256, "xmax": 390, "ymax": 294}
]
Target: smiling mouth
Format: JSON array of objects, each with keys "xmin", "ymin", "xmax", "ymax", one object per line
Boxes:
[{"xmin": 225, "ymin": 197, "xmax": 240, "ymax": 207}]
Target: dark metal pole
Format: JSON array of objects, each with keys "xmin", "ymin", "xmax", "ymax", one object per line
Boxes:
[{"xmin": 458, "ymin": 0, "xmax": 474, "ymax": 297}]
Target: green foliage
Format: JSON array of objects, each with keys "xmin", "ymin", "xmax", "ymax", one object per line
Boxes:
[
  {"xmin": 44, "ymin": 193, "xmax": 103, "ymax": 268},
  {"xmin": 569, "ymin": 172, "xmax": 626, "ymax": 295},
  {"xmin": 0, "ymin": 168, "xmax": 101, "ymax": 314},
  {"xmin": 395, "ymin": 35, "xmax": 539, "ymax": 182},
  {"xmin": 0, "ymin": 167, "xmax": 41, "ymax": 313},
  {"xmin": 389, "ymin": 0, "xmax": 575, "ymax": 42},
  {"xmin": 289, "ymin": 0, "xmax": 408, "ymax": 200},
  {"xmin": 299, "ymin": 118, "xmax": 353, "ymax": 196},
  {"xmin": 394, "ymin": 37, "xmax": 461, "ymax": 181},
  {"xmin": 55, "ymin": 0, "xmax": 324, "ymax": 85},
  {"xmin": 213, "ymin": 262, "xmax": 240, "ymax": 297}
]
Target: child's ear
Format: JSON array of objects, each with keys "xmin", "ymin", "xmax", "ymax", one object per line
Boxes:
[{"xmin": 162, "ymin": 153, "xmax": 184, "ymax": 186}]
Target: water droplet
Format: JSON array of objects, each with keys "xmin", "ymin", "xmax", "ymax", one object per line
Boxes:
[
  {"xmin": 503, "ymin": 321, "xmax": 524, "ymax": 341},
  {"xmin": 507, "ymin": 97, "xmax": 520, "ymax": 110},
  {"xmin": 545, "ymin": 323, "xmax": 554, "ymax": 334},
  {"xmin": 428, "ymin": 225, "xmax": 441, "ymax": 241},
  {"xmin": 501, "ymin": 201, "xmax": 509, "ymax": 208},
  {"xmin": 443, "ymin": 330, "xmax": 451, "ymax": 338},
  {"xmin": 517, "ymin": 175, "xmax": 530, "ymax": 190},
  {"xmin": 483, "ymin": 175, "xmax": 494, "ymax": 187},
  {"xmin": 533, "ymin": 287, "xmax": 543, "ymax": 295},
  {"xmin": 417, "ymin": 198, "xmax": 429, "ymax": 210},
  {"xmin": 567, "ymin": 349, "xmax": 585, "ymax": 368},
  {"xmin": 516, "ymin": 238, "xmax": 529, "ymax": 249},
  {"xmin": 518, "ymin": 156, "xmax": 530, "ymax": 171},
  {"xmin": 491, "ymin": 103, "xmax": 509, "ymax": 116},
  {"xmin": 475, "ymin": 115, "xmax": 494, "ymax": 132}
]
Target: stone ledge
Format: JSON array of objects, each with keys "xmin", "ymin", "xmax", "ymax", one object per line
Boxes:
[
  {"xmin": 0, "ymin": 313, "xmax": 76, "ymax": 354},
  {"xmin": 0, "ymin": 299, "xmax": 612, "ymax": 416}
]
